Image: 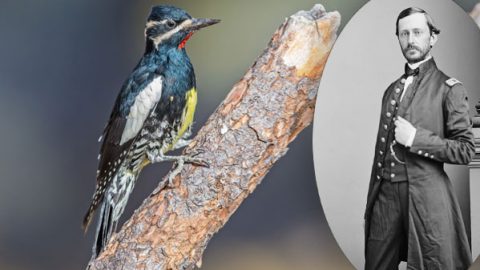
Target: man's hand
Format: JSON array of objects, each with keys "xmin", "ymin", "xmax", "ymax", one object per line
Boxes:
[{"xmin": 394, "ymin": 116, "xmax": 416, "ymax": 147}]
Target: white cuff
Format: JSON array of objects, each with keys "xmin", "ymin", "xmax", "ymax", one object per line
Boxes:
[{"xmin": 405, "ymin": 128, "xmax": 416, "ymax": 147}]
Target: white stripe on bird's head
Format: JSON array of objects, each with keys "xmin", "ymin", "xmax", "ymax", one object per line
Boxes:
[{"xmin": 145, "ymin": 19, "xmax": 193, "ymax": 47}]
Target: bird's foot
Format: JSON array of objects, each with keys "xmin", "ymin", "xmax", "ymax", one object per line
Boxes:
[
  {"xmin": 147, "ymin": 151, "xmax": 209, "ymax": 167},
  {"xmin": 183, "ymin": 148, "xmax": 209, "ymax": 167},
  {"xmin": 166, "ymin": 153, "xmax": 210, "ymax": 186},
  {"xmin": 149, "ymin": 151, "xmax": 209, "ymax": 194},
  {"xmin": 167, "ymin": 158, "xmax": 184, "ymax": 186}
]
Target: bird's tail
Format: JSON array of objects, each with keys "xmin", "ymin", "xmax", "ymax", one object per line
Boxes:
[
  {"xmin": 82, "ymin": 195, "xmax": 114, "ymax": 259},
  {"xmin": 82, "ymin": 202, "xmax": 97, "ymax": 234},
  {"xmin": 82, "ymin": 189, "xmax": 115, "ymax": 259},
  {"xmin": 88, "ymin": 170, "xmax": 137, "ymax": 258},
  {"xmin": 92, "ymin": 200, "xmax": 114, "ymax": 258}
]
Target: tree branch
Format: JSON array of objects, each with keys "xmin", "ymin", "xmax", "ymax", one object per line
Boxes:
[
  {"xmin": 88, "ymin": 4, "xmax": 340, "ymax": 270},
  {"xmin": 472, "ymin": 3, "xmax": 480, "ymax": 26}
]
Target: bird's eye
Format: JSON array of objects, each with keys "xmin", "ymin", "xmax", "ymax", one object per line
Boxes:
[{"xmin": 166, "ymin": 20, "xmax": 176, "ymax": 28}]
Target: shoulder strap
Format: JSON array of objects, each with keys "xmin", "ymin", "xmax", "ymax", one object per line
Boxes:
[{"xmin": 445, "ymin": 77, "xmax": 461, "ymax": 87}]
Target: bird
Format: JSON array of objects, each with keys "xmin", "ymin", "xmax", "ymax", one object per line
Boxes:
[{"xmin": 82, "ymin": 5, "xmax": 219, "ymax": 258}]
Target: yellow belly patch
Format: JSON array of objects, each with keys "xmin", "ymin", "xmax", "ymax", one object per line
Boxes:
[
  {"xmin": 138, "ymin": 88, "xmax": 197, "ymax": 169},
  {"xmin": 166, "ymin": 87, "xmax": 197, "ymax": 152}
]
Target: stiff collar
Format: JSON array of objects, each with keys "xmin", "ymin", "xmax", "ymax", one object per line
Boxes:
[
  {"xmin": 404, "ymin": 57, "xmax": 437, "ymax": 78},
  {"xmin": 407, "ymin": 55, "xmax": 432, "ymax": 70}
]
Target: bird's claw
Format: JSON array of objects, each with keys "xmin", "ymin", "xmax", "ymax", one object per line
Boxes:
[
  {"xmin": 149, "ymin": 151, "xmax": 210, "ymax": 194},
  {"xmin": 167, "ymin": 171, "xmax": 179, "ymax": 187},
  {"xmin": 186, "ymin": 157, "xmax": 210, "ymax": 168},
  {"xmin": 190, "ymin": 148, "xmax": 205, "ymax": 156},
  {"xmin": 183, "ymin": 150, "xmax": 209, "ymax": 168}
]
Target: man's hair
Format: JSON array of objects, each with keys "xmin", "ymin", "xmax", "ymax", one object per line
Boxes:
[{"xmin": 395, "ymin": 7, "xmax": 441, "ymax": 36}]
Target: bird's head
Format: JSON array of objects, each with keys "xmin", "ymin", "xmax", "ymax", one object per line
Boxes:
[{"xmin": 144, "ymin": 5, "xmax": 220, "ymax": 52}]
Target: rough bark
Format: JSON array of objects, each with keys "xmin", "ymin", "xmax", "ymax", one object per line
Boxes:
[
  {"xmin": 471, "ymin": 3, "xmax": 480, "ymax": 26},
  {"xmin": 88, "ymin": 4, "xmax": 340, "ymax": 270}
]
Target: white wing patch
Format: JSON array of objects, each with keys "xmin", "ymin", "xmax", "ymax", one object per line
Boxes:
[{"xmin": 120, "ymin": 76, "xmax": 163, "ymax": 145}]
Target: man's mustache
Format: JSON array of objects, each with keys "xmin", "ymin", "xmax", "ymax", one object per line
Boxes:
[{"xmin": 405, "ymin": 45, "xmax": 421, "ymax": 51}]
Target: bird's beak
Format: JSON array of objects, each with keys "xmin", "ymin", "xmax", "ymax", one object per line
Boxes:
[{"xmin": 187, "ymin": 18, "xmax": 221, "ymax": 31}]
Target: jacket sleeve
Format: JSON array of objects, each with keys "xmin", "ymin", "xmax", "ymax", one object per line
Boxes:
[{"xmin": 408, "ymin": 83, "xmax": 475, "ymax": 164}]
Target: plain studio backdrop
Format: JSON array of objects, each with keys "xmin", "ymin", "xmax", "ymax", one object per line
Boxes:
[{"xmin": 313, "ymin": 0, "xmax": 480, "ymax": 269}]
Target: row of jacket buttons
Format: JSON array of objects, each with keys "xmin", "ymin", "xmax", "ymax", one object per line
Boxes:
[
  {"xmin": 417, "ymin": 150, "xmax": 434, "ymax": 159},
  {"xmin": 377, "ymin": 162, "xmax": 396, "ymax": 167},
  {"xmin": 376, "ymin": 79, "xmax": 406, "ymax": 182},
  {"xmin": 376, "ymin": 173, "xmax": 396, "ymax": 180}
]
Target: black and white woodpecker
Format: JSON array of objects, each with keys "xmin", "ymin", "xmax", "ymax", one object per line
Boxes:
[{"xmin": 82, "ymin": 5, "xmax": 219, "ymax": 257}]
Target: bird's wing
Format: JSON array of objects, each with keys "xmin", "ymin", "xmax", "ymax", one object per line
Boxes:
[
  {"xmin": 97, "ymin": 70, "xmax": 163, "ymax": 184},
  {"xmin": 83, "ymin": 67, "xmax": 163, "ymax": 231}
]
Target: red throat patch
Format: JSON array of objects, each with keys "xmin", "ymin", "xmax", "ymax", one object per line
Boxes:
[{"xmin": 178, "ymin": 32, "xmax": 194, "ymax": 49}]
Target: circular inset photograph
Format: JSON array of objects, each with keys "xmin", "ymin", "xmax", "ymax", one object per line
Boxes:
[{"xmin": 313, "ymin": 0, "xmax": 480, "ymax": 269}]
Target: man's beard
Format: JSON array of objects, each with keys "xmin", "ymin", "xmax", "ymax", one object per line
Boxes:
[{"xmin": 403, "ymin": 44, "xmax": 430, "ymax": 64}]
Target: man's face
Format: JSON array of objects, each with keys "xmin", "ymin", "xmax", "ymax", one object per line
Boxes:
[{"xmin": 397, "ymin": 13, "xmax": 437, "ymax": 63}]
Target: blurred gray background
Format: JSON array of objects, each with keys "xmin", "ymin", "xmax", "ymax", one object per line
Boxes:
[{"xmin": 0, "ymin": 0, "xmax": 478, "ymax": 269}]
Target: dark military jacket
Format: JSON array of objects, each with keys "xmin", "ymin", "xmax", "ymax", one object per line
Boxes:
[{"xmin": 364, "ymin": 58, "xmax": 475, "ymax": 269}]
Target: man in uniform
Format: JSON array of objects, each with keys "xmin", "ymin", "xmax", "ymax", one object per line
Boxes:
[{"xmin": 364, "ymin": 7, "xmax": 475, "ymax": 270}]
